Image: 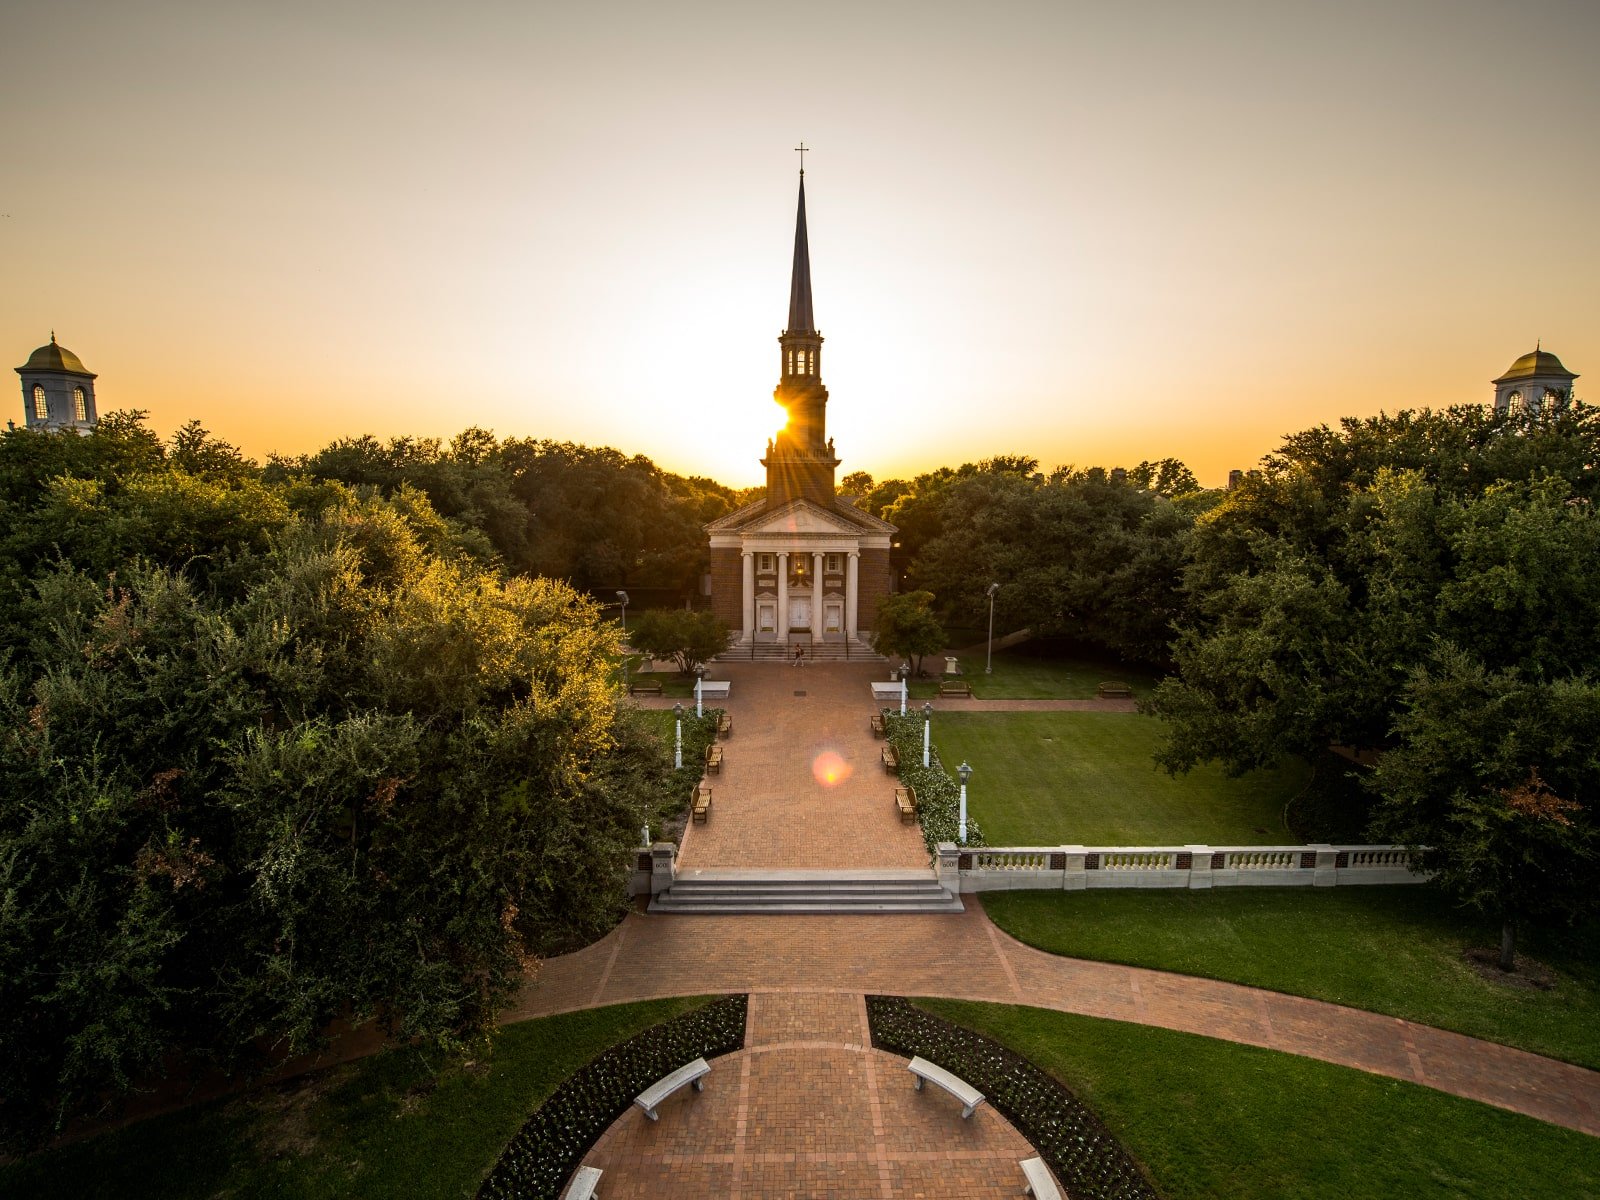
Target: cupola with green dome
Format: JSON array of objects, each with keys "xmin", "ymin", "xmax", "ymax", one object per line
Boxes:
[
  {"xmin": 1492, "ymin": 344, "xmax": 1578, "ymax": 415},
  {"xmin": 14, "ymin": 333, "xmax": 97, "ymax": 433}
]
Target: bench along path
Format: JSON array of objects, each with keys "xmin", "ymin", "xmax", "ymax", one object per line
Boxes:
[
  {"xmin": 576, "ymin": 991, "xmax": 1038, "ymax": 1200},
  {"xmin": 508, "ymin": 904, "xmax": 1600, "ymax": 1138}
]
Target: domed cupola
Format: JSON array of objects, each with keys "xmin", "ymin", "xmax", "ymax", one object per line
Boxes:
[
  {"xmin": 1492, "ymin": 344, "xmax": 1578, "ymax": 415},
  {"xmin": 15, "ymin": 333, "xmax": 98, "ymax": 433}
]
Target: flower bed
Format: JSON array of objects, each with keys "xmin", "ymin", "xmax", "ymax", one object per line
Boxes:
[
  {"xmin": 477, "ymin": 994, "xmax": 747, "ymax": 1199},
  {"xmin": 884, "ymin": 710, "xmax": 986, "ymax": 855},
  {"xmin": 866, "ymin": 996, "xmax": 1157, "ymax": 1200}
]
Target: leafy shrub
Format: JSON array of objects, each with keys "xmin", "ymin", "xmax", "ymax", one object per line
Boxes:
[
  {"xmin": 867, "ymin": 996, "xmax": 1156, "ymax": 1200},
  {"xmin": 477, "ymin": 994, "xmax": 747, "ymax": 1199},
  {"xmin": 884, "ymin": 710, "xmax": 985, "ymax": 855}
]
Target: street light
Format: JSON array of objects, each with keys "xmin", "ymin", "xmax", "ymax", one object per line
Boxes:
[
  {"xmin": 673, "ymin": 702, "xmax": 684, "ymax": 769},
  {"xmin": 694, "ymin": 664, "xmax": 706, "ymax": 718},
  {"xmin": 617, "ymin": 590, "xmax": 631, "ymax": 684},
  {"xmin": 922, "ymin": 700, "xmax": 933, "ymax": 768},
  {"xmin": 985, "ymin": 582, "xmax": 1000, "ymax": 675},
  {"xmin": 957, "ymin": 760, "xmax": 972, "ymax": 845},
  {"xmin": 899, "ymin": 663, "xmax": 909, "ymax": 715}
]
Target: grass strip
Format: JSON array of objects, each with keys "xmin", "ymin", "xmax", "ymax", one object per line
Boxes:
[
  {"xmin": 981, "ymin": 887, "xmax": 1600, "ymax": 1069},
  {"xmin": 918, "ymin": 999, "xmax": 1600, "ymax": 1200}
]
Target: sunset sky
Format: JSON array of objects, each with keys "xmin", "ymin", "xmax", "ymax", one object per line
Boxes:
[{"xmin": 6, "ymin": 0, "xmax": 1597, "ymax": 488}]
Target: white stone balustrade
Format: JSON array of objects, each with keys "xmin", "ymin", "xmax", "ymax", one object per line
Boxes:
[{"xmin": 951, "ymin": 844, "xmax": 1423, "ymax": 893}]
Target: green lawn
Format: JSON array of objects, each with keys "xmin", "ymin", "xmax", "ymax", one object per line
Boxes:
[
  {"xmin": 982, "ymin": 888, "xmax": 1600, "ymax": 1069},
  {"xmin": 933, "ymin": 711, "xmax": 1307, "ymax": 844},
  {"xmin": 907, "ymin": 649, "xmax": 1161, "ymax": 700},
  {"xmin": 0, "ymin": 997, "xmax": 710, "ymax": 1200},
  {"xmin": 919, "ymin": 999, "xmax": 1600, "ymax": 1200}
]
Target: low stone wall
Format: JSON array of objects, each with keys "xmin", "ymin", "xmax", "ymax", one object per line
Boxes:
[{"xmin": 936, "ymin": 843, "xmax": 1422, "ymax": 893}]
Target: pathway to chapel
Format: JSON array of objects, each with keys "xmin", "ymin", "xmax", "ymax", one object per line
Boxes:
[{"xmin": 672, "ymin": 660, "xmax": 926, "ymax": 870}]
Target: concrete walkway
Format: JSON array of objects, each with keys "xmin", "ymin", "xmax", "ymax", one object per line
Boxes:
[{"xmin": 508, "ymin": 905, "xmax": 1600, "ymax": 1138}]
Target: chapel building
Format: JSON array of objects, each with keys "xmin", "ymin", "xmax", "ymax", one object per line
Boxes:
[{"xmin": 705, "ymin": 170, "xmax": 896, "ymax": 654}]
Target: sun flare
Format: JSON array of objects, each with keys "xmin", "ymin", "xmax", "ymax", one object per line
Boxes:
[{"xmin": 811, "ymin": 749, "xmax": 851, "ymax": 787}]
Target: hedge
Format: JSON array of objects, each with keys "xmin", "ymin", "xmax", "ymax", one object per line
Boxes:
[
  {"xmin": 476, "ymin": 994, "xmax": 747, "ymax": 1199},
  {"xmin": 867, "ymin": 996, "xmax": 1157, "ymax": 1200},
  {"xmin": 884, "ymin": 709, "xmax": 986, "ymax": 856}
]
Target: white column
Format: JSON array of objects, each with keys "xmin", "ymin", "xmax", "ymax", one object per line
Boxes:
[
  {"xmin": 776, "ymin": 552, "xmax": 789, "ymax": 642},
  {"xmin": 812, "ymin": 550, "xmax": 825, "ymax": 644},
  {"xmin": 741, "ymin": 551, "xmax": 755, "ymax": 642},
  {"xmin": 846, "ymin": 552, "xmax": 860, "ymax": 637}
]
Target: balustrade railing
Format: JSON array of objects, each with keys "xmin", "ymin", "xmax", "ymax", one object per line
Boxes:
[{"xmin": 944, "ymin": 843, "xmax": 1424, "ymax": 893}]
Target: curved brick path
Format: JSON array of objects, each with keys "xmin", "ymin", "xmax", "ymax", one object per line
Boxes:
[{"xmin": 508, "ymin": 905, "xmax": 1600, "ymax": 1138}]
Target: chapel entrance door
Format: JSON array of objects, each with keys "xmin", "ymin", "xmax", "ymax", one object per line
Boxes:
[{"xmin": 789, "ymin": 598, "xmax": 811, "ymax": 631}]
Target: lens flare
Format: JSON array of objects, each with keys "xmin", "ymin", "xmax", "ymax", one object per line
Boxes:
[{"xmin": 811, "ymin": 749, "xmax": 852, "ymax": 787}]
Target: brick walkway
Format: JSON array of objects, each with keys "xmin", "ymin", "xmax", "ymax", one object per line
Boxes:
[
  {"xmin": 508, "ymin": 905, "xmax": 1600, "ymax": 1139},
  {"xmin": 671, "ymin": 662, "xmax": 927, "ymax": 870},
  {"xmin": 580, "ymin": 991, "xmax": 1040, "ymax": 1198}
]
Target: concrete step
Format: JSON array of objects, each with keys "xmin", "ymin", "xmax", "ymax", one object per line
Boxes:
[{"xmin": 648, "ymin": 870, "xmax": 963, "ymax": 915}]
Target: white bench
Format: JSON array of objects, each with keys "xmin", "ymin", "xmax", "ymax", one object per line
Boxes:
[
  {"xmin": 561, "ymin": 1165, "xmax": 603, "ymax": 1200},
  {"xmin": 697, "ymin": 681, "xmax": 731, "ymax": 700},
  {"xmin": 871, "ymin": 682, "xmax": 905, "ymax": 702},
  {"xmin": 633, "ymin": 1056, "xmax": 710, "ymax": 1120},
  {"xmin": 907, "ymin": 1055, "xmax": 986, "ymax": 1119},
  {"xmin": 1020, "ymin": 1156, "xmax": 1063, "ymax": 1198}
]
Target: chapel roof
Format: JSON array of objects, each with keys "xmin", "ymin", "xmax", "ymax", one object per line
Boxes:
[
  {"xmin": 16, "ymin": 334, "xmax": 94, "ymax": 377},
  {"xmin": 1494, "ymin": 347, "xmax": 1577, "ymax": 384}
]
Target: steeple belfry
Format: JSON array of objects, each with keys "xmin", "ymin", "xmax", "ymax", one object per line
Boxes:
[
  {"xmin": 704, "ymin": 158, "xmax": 897, "ymax": 650},
  {"xmin": 765, "ymin": 164, "xmax": 836, "ymax": 504}
]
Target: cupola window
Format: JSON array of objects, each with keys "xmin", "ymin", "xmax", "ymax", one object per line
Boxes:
[
  {"xmin": 73, "ymin": 387, "xmax": 86, "ymax": 421},
  {"xmin": 32, "ymin": 386, "xmax": 47, "ymax": 420}
]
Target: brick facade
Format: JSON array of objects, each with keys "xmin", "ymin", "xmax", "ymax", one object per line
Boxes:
[
  {"xmin": 855, "ymin": 547, "xmax": 892, "ymax": 632},
  {"xmin": 709, "ymin": 547, "xmax": 743, "ymax": 630}
]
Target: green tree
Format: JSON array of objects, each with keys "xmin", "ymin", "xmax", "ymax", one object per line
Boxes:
[
  {"xmin": 627, "ymin": 608, "xmax": 731, "ymax": 674},
  {"xmin": 1370, "ymin": 651, "xmax": 1599, "ymax": 971},
  {"xmin": 871, "ymin": 590, "xmax": 946, "ymax": 676}
]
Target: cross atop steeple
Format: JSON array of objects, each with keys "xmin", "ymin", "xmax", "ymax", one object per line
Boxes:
[{"xmin": 795, "ymin": 141, "xmax": 808, "ymax": 175}]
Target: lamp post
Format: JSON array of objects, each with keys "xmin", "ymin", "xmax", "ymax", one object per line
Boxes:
[
  {"xmin": 985, "ymin": 582, "xmax": 1000, "ymax": 675},
  {"xmin": 694, "ymin": 664, "xmax": 705, "ymax": 718},
  {"xmin": 899, "ymin": 664, "xmax": 909, "ymax": 715},
  {"xmin": 673, "ymin": 702, "xmax": 683, "ymax": 769},
  {"xmin": 957, "ymin": 760, "xmax": 972, "ymax": 845},
  {"xmin": 617, "ymin": 590, "xmax": 631, "ymax": 683}
]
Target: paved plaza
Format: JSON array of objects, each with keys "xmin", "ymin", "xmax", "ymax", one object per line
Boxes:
[{"xmin": 580, "ymin": 991, "xmax": 1038, "ymax": 1199}]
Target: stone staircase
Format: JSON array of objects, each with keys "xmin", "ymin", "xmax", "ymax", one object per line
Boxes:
[
  {"xmin": 648, "ymin": 868, "xmax": 963, "ymax": 915},
  {"xmin": 713, "ymin": 636, "xmax": 885, "ymax": 664}
]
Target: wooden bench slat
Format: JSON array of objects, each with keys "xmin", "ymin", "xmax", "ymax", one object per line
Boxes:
[
  {"xmin": 634, "ymin": 1057, "xmax": 710, "ymax": 1120},
  {"xmin": 1020, "ymin": 1156, "xmax": 1063, "ymax": 1199},
  {"xmin": 908, "ymin": 1056, "xmax": 985, "ymax": 1118}
]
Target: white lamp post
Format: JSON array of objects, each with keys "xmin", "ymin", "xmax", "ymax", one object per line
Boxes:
[
  {"xmin": 673, "ymin": 702, "xmax": 683, "ymax": 769},
  {"xmin": 617, "ymin": 590, "xmax": 631, "ymax": 683},
  {"xmin": 899, "ymin": 664, "xmax": 909, "ymax": 715},
  {"xmin": 957, "ymin": 760, "xmax": 972, "ymax": 845},
  {"xmin": 694, "ymin": 664, "xmax": 705, "ymax": 718},
  {"xmin": 985, "ymin": 582, "xmax": 1000, "ymax": 675},
  {"xmin": 922, "ymin": 700, "xmax": 933, "ymax": 768}
]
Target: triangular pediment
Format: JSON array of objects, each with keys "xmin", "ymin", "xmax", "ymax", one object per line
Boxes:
[{"xmin": 741, "ymin": 498, "xmax": 865, "ymax": 536}]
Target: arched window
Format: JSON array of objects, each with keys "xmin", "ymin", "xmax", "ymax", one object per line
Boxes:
[
  {"xmin": 1507, "ymin": 390, "xmax": 1524, "ymax": 413},
  {"xmin": 73, "ymin": 387, "xmax": 86, "ymax": 421},
  {"xmin": 33, "ymin": 386, "xmax": 47, "ymax": 420}
]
